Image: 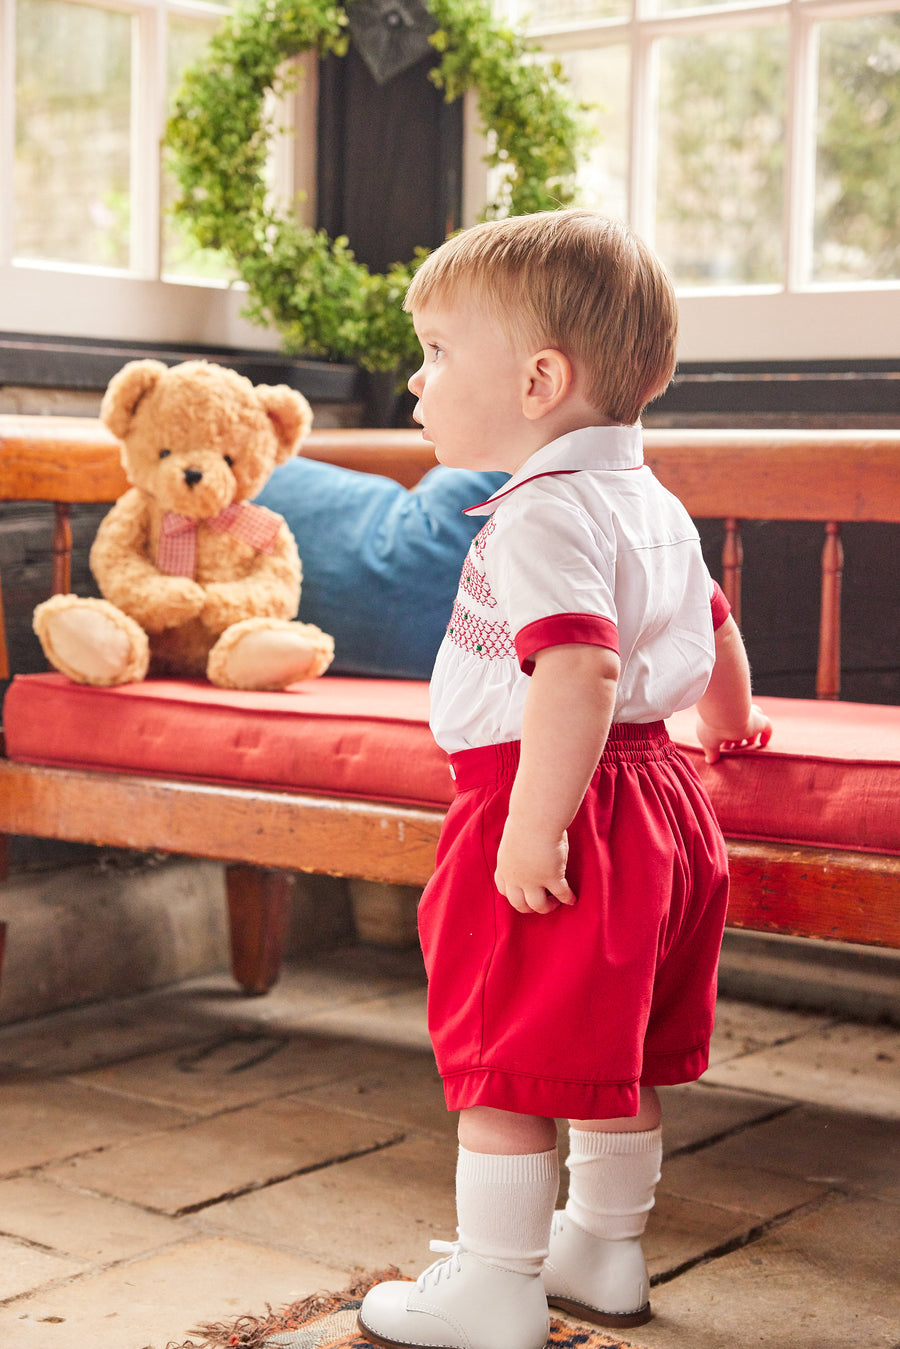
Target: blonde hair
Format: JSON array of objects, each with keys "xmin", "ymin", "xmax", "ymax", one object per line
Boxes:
[{"xmin": 405, "ymin": 210, "xmax": 678, "ymax": 426}]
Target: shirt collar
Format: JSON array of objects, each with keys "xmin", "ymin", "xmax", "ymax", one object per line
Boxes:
[{"xmin": 464, "ymin": 424, "xmax": 644, "ymax": 517}]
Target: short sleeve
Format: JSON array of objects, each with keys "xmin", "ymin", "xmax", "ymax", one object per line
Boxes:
[
  {"xmin": 710, "ymin": 579, "xmax": 731, "ymax": 631},
  {"xmin": 487, "ymin": 494, "xmax": 619, "ymax": 673}
]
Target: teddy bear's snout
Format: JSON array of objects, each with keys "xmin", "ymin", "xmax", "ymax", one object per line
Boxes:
[{"xmin": 183, "ymin": 468, "xmax": 203, "ymax": 488}]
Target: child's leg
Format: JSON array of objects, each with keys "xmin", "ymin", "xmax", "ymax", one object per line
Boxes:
[
  {"xmin": 358, "ymin": 1108, "xmax": 557, "ymax": 1349},
  {"xmin": 456, "ymin": 1107, "xmax": 559, "ymax": 1275},
  {"xmin": 543, "ymin": 1084, "xmax": 662, "ymax": 1330}
]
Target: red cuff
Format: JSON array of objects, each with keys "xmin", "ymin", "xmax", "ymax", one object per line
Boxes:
[
  {"xmin": 710, "ymin": 581, "xmax": 731, "ymax": 631},
  {"xmin": 515, "ymin": 613, "xmax": 620, "ymax": 675}
]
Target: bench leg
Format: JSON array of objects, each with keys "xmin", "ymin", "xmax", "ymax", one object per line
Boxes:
[{"xmin": 226, "ymin": 864, "xmax": 291, "ymax": 995}]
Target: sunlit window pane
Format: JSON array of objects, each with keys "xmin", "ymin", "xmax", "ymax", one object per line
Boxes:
[
  {"xmin": 14, "ymin": 0, "xmax": 132, "ymax": 269},
  {"xmin": 813, "ymin": 13, "xmax": 900, "ymax": 283},
  {"xmin": 655, "ymin": 25, "xmax": 787, "ymax": 286},
  {"xmin": 560, "ymin": 45, "xmax": 629, "ymax": 223},
  {"xmin": 655, "ymin": 0, "xmax": 752, "ymax": 14},
  {"xmin": 162, "ymin": 14, "xmax": 235, "ymax": 281},
  {"xmin": 525, "ymin": 0, "xmax": 629, "ymax": 24}
]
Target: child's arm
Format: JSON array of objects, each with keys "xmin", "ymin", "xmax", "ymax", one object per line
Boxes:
[
  {"xmin": 696, "ymin": 614, "xmax": 773, "ymax": 765},
  {"xmin": 494, "ymin": 643, "xmax": 619, "ymax": 915}
]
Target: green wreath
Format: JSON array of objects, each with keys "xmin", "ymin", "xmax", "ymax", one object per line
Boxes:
[{"xmin": 165, "ymin": 0, "xmax": 588, "ymax": 373}]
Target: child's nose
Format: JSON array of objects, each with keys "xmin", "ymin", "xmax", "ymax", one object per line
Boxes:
[{"xmin": 408, "ymin": 365, "xmax": 424, "ymax": 396}]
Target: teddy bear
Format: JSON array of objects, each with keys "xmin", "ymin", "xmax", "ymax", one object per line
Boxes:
[{"xmin": 33, "ymin": 358, "xmax": 334, "ymax": 690}]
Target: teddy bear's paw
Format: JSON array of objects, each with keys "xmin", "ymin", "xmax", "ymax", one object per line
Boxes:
[
  {"xmin": 207, "ymin": 618, "xmax": 335, "ymax": 690},
  {"xmin": 33, "ymin": 595, "xmax": 150, "ymax": 686},
  {"xmin": 140, "ymin": 578, "xmax": 207, "ymax": 632}
]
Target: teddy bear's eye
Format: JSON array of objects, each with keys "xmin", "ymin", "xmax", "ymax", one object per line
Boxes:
[
  {"xmin": 159, "ymin": 449, "xmax": 171, "ymax": 459},
  {"xmin": 223, "ymin": 454, "xmax": 234, "ymax": 467}
]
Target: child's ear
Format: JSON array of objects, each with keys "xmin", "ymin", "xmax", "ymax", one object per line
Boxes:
[{"xmin": 522, "ymin": 349, "xmax": 573, "ymax": 421}]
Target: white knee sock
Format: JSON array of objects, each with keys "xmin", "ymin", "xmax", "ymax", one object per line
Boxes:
[
  {"xmin": 564, "ymin": 1127, "xmax": 662, "ymax": 1241},
  {"xmin": 455, "ymin": 1145, "xmax": 559, "ymax": 1275}
]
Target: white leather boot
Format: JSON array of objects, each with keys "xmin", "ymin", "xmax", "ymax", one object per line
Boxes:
[
  {"xmin": 542, "ymin": 1210, "xmax": 651, "ymax": 1328},
  {"xmin": 358, "ymin": 1242, "xmax": 550, "ymax": 1349}
]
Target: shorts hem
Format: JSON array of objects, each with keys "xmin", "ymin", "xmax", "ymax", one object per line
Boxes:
[
  {"xmin": 441, "ymin": 1044, "xmax": 711, "ymax": 1119},
  {"xmin": 639, "ymin": 1042, "xmax": 711, "ymax": 1087}
]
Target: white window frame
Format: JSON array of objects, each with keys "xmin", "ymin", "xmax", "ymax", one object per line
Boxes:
[
  {"xmin": 1, "ymin": 0, "xmax": 898, "ymax": 361},
  {"xmin": 505, "ymin": 0, "xmax": 900, "ymax": 361},
  {"xmin": 0, "ymin": 0, "xmax": 284, "ymax": 349}
]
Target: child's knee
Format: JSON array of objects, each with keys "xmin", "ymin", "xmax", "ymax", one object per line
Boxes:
[{"xmin": 458, "ymin": 1106, "xmax": 558, "ymax": 1154}]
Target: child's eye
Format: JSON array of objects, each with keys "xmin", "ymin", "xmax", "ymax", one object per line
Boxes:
[
  {"xmin": 224, "ymin": 454, "xmax": 234, "ymax": 467},
  {"xmin": 430, "ymin": 344, "xmax": 444, "ymax": 362}
]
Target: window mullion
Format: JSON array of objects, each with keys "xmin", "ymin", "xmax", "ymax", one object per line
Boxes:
[
  {"xmin": 630, "ymin": 12, "xmax": 657, "ymax": 241},
  {"xmin": 785, "ymin": 0, "xmax": 818, "ymax": 291},
  {"xmin": 130, "ymin": 2, "xmax": 163, "ymax": 277},
  {"xmin": 0, "ymin": 0, "xmax": 15, "ymax": 264}
]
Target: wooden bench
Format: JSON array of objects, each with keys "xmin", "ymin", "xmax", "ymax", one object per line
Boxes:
[{"xmin": 0, "ymin": 417, "xmax": 897, "ymax": 997}]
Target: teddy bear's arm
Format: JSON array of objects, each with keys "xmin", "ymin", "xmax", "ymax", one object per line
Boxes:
[
  {"xmin": 90, "ymin": 489, "xmax": 206, "ymax": 632},
  {"xmin": 200, "ymin": 523, "xmax": 301, "ymax": 631}
]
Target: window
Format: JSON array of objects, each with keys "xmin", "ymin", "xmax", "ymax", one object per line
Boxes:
[
  {"xmin": 0, "ymin": 0, "xmax": 274, "ymax": 348},
  {"xmin": 503, "ymin": 0, "xmax": 900, "ymax": 359},
  {"xmin": 1, "ymin": 0, "xmax": 898, "ymax": 360}
]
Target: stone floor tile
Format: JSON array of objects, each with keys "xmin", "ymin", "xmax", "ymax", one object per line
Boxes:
[
  {"xmin": 71, "ymin": 1030, "xmax": 417, "ymax": 1115},
  {"xmin": 703, "ymin": 1020, "xmax": 900, "ymax": 1118},
  {"xmin": 708, "ymin": 998, "xmax": 833, "ymax": 1066},
  {"xmin": 632, "ymin": 1193, "xmax": 900, "ymax": 1349},
  {"xmin": 0, "ymin": 1078, "xmax": 187, "ymax": 1174},
  {"xmin": 644, "ymin": 1189, "xmax": 766, "ymax": 1283},
  {"xmin": 300, "ymin": 1044, "xmax": 455, "ymax": 1138},
  {"xmin": 657, "ymin": 1081, "xmax": 789, "ymax": 1155},
  {"xmin": 0, "ymin": 952, "xmax": 427, "ymax": 1076},
  {"xmin": 697, "ymin": 1103, "xmax": 900, "ymax": 1200},
  {"xmin": 180, "ymin": 953, "xmax": 427, "ymax": 1039},
  {"xmin": 297, "ymin": 989, "xmax": 431, "ymax": 1050},
  {"xmin": 660, "ymin": 1150, "xmax": 827, "ymax": 1219},
  {"xmin": 0, "ymin": 1235, "xmax": 85, "ymax": 1303},
  {"xmin": 205, "ymin": 1135, "xmax": 460, "ymax": 1277},
  {"xmin": 43, "ymin": 1097, "xmax": 404, "ymax": 1215},
  {"xmin": 0, "ymin": 1235, "xmax": 349, "ymax": 1349},
  {"xmin": 0, "ymin": 1177, "xmax": 185, "ymax": 1263},
  {"xmin": 0, "ymin": 1000, "xmax": 213, "ymax": 1076}
]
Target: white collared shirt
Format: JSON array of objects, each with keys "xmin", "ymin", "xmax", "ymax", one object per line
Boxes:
[{"xmin": 429, "ymin": 425, "xmax": 718, "ymax": 754}]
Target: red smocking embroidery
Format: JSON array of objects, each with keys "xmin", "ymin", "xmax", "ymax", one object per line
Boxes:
[
  {"xmin": 459, "ymin": 556, "xmax": 497, "ymax": 608},
  {"xmin": 447, "ymin": 599, "xmax": 516, "ymax": 660},
  {"xmin": 472, "ymin": 518, "xmax": 496, "ymax": 563}
]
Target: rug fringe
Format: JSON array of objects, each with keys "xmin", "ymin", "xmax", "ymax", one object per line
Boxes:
[{"xmin": 163, "ymin": 1269, "xmax": 400, "ymax": 1349}]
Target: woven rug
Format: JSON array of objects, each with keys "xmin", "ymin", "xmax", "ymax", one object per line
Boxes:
[{"xmin": 164, "ymin": 1271, "xmax": 643, "ymax": 1349}]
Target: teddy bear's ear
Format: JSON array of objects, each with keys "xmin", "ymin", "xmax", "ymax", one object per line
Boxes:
[
  {"xmin": 257, "ymin": 385, "xmax": 314, "ymax": 464},
  {"xmin": 100, "ymin": 360, "xmax": 168, "ymax": 440}
]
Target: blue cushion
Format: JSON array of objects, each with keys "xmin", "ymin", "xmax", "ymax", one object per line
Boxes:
[{"xmin": 255, "ymin": 458, "xmax": 507, "ymax": 678}]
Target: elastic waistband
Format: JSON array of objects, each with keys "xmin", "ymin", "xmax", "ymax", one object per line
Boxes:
[{"xmin": 448, "ymin": 722, "xmax": 674, "ymax": 790}]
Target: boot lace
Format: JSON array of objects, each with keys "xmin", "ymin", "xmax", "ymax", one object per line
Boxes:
[{"xmin": 416, "ymin": 1240, "xmax": 463, "ymax": 1290}]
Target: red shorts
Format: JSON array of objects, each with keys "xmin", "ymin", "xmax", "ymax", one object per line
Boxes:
[{"xmin": 418, "ymin": 724, "xmax": 729, "ymax": 1120}]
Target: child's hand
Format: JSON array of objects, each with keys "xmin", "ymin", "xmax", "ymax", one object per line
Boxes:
[
  {"xmin": 696, "ymin": 703, "xmax": 773, "ymax": 765},
  {"xmin": 494, "ymin": 821, "xmax": 577, "ymax": 915}
]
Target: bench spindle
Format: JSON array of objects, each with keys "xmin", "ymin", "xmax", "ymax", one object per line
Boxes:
[
  {"xmin": 817, "ymin": 521, "xmax": 843, "ymax": 701},
  {"xmin": 52, "ymin": 502, "xmax": 73, "ymax": 596},
  {"xmin": 722, "ymin": 516, "xmax": 743, "ymax": 628}
]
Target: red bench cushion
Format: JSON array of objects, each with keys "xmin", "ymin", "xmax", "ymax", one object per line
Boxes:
[
  {"xmin": 3, "ymin": 673, "xmax": 453, "ymax": 809},
  {"xmin": 3, "ymin": 675, "xmax": 898, "ymax": 855},
  {"xmin": 666, "ymin": 698, "xmax": 900, "ymax": 855}
]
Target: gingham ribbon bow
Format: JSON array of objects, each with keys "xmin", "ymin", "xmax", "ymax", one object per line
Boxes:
[{"xmin": 157, "ymin": 502, "xmax": 282, "ymax": 578}]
